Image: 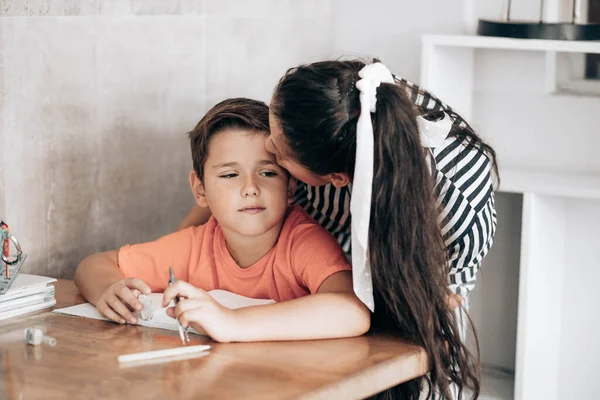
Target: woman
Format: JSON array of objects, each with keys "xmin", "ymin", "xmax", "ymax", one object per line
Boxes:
[{"xmin": 182, "ymin": 59, "xmax": 498, "ymax": 399}]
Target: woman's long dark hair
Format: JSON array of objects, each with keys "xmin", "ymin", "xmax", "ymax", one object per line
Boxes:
[{"xmin": 272, "ymin": 59, "xmax": 497, "ymax": 399}]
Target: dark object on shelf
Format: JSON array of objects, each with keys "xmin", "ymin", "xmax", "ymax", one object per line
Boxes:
[
  {"xmin": 478, "ymin": 0, "xmax": 600, "ymax": 41},
  {"xmin": 477, "ymin": 19, "xmax": 600, "ymax": 41}
]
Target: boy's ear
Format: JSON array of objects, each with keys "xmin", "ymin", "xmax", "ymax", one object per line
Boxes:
[
  {"xmin": 189, "ymin": 170, "xmax": 208, "ymax": 208},
  {"xmin": 287, "ymin": 177, "xmax": 297, "ymax": 205}
]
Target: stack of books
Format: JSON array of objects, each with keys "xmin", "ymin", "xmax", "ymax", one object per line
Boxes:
[{"xmin": 0, "ymin": 274, "xmax": 57, "ymax": 321}]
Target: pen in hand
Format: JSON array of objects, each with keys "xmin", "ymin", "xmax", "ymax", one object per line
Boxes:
[{"xmin": 169, "ymin": 267, "xmax": 191, "ymax": 345}]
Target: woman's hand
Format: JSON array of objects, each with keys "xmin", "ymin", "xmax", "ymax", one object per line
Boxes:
[
  {"xmin": 447, "ymin": 293, "xmax": 463, "ymax": 310},
  {"xmin": 96, "ymin": 278, "xmax": 151, "ymax": 324},
  {"xmin": 162, "ymin": 281, "xmax": 238, "ymax": 343}
]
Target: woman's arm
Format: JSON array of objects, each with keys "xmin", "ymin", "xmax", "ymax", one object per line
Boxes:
[
  {"xmin": 164, "ymin": 271, "xmax": 371, "ymax": 342},
  {"xmin": 177, "ymin": 205, "xmax": 211, "ymax": 231}
]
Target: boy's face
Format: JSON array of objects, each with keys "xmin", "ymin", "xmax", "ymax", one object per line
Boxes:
[{"xmin": 192, "ymin": 129, "xmax": 292, "ymax": 237}]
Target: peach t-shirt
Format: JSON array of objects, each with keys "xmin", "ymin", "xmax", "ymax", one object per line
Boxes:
[{"xmin": 117, "ymin": 205, "xmax": 351, "ymax": 302}]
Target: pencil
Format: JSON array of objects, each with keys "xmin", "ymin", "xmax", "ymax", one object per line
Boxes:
[
  {"xmin": 169, "ymin": 267, "xmax": 191, "ymax": 345},
  {"xmin": 118, "ymin": 344, "xmax": 210, "ymax": 364}
]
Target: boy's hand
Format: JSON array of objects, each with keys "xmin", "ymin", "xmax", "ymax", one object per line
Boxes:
[
  {"xmin": 96, "ymin": 278, "xmax": 151, "ymax": 324},
  {"xmin": 163, "ymin": 281, "xmax": 238, "ymax": 343}
]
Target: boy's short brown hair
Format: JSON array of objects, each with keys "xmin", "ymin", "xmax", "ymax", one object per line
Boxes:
[{"xmin": 188, "ymin": 98, "xmax": 270, "ymax": 180}]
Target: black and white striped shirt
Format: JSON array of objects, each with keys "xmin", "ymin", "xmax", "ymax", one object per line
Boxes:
[{"xmin": 293, "ymin": 78, "xmax": 497, "ymax": 297}]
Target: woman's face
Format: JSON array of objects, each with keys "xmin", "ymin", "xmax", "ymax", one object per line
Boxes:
[{"xmin": 266, "ymin": 111, "xmax": 332, "ymax": 187}]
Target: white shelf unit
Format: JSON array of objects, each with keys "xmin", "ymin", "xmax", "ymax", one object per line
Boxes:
[
  {"xmin": 500, "ymin": 168, "xmax": 600, "ymax": 201},
  {"xmin": 421, "ymin": 35, "xmax": 600, "ymax": 121},
  {"xmin": 423, "ymin": 34, "xmax": 600, "ymax": 53},
  {"xmin": 421, "ymin": 35, "xmax": 600, "ymax": 400}
]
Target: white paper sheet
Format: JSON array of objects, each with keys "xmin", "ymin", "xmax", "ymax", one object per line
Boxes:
[{"xmin": 53, "ymin": 290, "xmax": 275, "ymax": 336}]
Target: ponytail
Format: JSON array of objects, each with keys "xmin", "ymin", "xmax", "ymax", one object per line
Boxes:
[{"xmin": 367, "ymin": 83, "xmax": 480, "ymax": 399}]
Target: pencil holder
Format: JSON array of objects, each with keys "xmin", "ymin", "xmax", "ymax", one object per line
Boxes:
[{"xmin": 1, "ymin": 220, "xmax": 27, "ymax": 295}]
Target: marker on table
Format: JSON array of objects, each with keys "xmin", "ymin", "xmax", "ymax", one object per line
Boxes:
[{"xmin": 169, "ymin": 267, "xmax": 191, "ymax": 345}]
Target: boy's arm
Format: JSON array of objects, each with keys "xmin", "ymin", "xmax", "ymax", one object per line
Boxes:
[
  {"xmin": 177, "ymin": 205, "xmax": 211, "ymax": 231},
  {"xmin": 164, "ymin": 271, "xmax": 370, "ymax": 342},
  {"xmin": 74, "ymin": 250, "xmax": 151, "ymax": 324},
  {"xmin": 74, "ymin": 250, "xmax": 121, "ymax": 304},
  {"xmin": 75, "ymin": 227, "xmax": 195, "ymax": 323}
]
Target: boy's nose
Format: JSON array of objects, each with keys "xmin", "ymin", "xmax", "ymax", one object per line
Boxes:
[{"xmin": 241, "ymin": 177, "xmax": 260, "ymax": 197}]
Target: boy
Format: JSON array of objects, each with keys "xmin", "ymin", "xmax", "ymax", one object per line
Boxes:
[{"xmin": 74, "ymin": 98, "xmax": 370, "ymax": 342}]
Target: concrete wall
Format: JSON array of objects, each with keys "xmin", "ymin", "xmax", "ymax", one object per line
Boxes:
[{"xmin": 0, "ymin": 0, "xmax": 335, "ymax": 277}]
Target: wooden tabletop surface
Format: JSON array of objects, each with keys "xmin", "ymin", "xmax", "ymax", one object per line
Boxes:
[{"xmin": 0, "ymin": 279, "xmax": 428, "ymax": 400}]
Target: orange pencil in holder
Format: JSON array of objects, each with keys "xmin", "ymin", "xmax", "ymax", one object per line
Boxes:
[
  {"xmin": 0, "ymin": 221, "xmax": 9, "ymax": 278},
  {"xmin": 0, "ymin": 220, "xmax": 24, "ymax": 294}
]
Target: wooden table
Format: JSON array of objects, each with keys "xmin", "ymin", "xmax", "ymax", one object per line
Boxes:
[{"xmin": 0, "ymin": 280, "xmax": 428, "ymax": 399}]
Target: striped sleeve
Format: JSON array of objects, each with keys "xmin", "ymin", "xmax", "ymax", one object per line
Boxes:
[
  {"xmin": 433, "ymin": 135, "xmax": 497, "ymax": 295},
  {"xmin": 294, "ymin": 182, "xmax": 352, "ymax": 255}
]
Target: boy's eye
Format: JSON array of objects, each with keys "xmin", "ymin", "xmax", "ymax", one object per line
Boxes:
[
  {"xmin": 260, "ymin": 171, "xmax": 277, "ymax": 177},
  {"xmin": 219, "ymin": 173, "xmax": 238, "ymax": 179}
]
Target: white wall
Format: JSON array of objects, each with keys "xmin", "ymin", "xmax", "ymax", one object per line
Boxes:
[
  {"xmin": 473, "ymin": 49, "xmax": 600, "ymax": 175},
  {"xmin": 332, "ymin": 0, "xmax": 466, "ymax": 83},
  {"xmin": 469, "ymin": 1, "xmax": 600, "ymax": 175}
]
